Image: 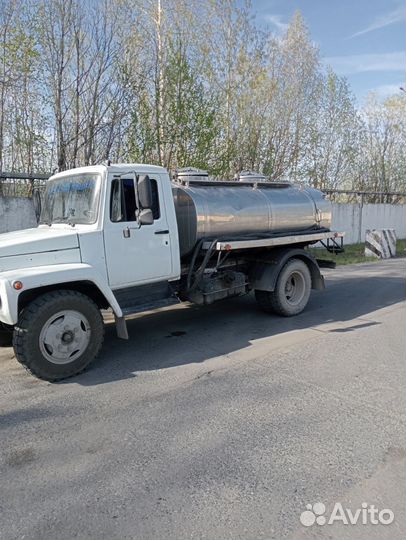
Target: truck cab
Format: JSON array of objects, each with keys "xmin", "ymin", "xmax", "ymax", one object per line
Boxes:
[
  {"xmin": 0, "ymin": 164, "xmax": 183, "ymax": 379},
  {"xmin": 44, "ymin": 164, "xmax": 181, "ymax": 286}
]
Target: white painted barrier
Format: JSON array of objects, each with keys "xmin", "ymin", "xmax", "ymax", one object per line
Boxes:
[{"xmin": 365, "ymin": 229, "xmax": 397, "ymax": 258}]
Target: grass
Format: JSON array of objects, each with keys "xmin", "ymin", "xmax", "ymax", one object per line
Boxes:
[{"xmin": 307, "ymin": 238, "xmax": 406, "ymax": 266}]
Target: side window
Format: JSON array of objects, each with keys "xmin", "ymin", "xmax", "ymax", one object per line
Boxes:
[
  {"xmin": 110, "ymin": 178, "xmax": 137, "ymax": 222},
  {"xmin": 110, "ymin": 178, "xmax": 123, "ymax": 222},
  {"xmin": 110, "ymin": 176, "xmax": 161, "ymax": 222},
  {"xmin": 150, "ymin": 179, "xmax": 160, "ymax": 220}
]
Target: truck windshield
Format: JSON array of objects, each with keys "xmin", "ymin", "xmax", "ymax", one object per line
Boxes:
[{"xmin": 40, "ymin": 173, "xmax": 101, "ymax": 225}]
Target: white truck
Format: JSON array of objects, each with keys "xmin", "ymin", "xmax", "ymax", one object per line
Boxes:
[{"xmin": 0, "ymin": 164, "xmax": 342, "ymax": 380}]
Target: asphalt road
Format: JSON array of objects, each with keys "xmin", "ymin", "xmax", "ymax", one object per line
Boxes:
[{"xmin": 0, "ymin": 259, "xmax": 405, "ymax": 540}]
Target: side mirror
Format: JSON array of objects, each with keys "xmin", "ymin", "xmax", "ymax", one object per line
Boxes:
[
  {"xmin": 139, "ymin": 208, "xmax": 154, "ymax": 225},
  {"xmin": 138, "ymin": 175, "xmax": 153, "ymax": 209}
]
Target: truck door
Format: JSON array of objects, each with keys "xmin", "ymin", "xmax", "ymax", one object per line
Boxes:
[{"xmin": 103, "ymin": 173, "xmax": 173, "ymax": 287}]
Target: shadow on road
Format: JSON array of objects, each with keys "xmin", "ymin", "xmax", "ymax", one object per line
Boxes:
[{"xmin": 70, "ymin": 271, "xmax": 405, "ymax": 386}]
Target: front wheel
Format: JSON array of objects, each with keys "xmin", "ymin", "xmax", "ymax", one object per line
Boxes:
[
  {"xmin": 255, "ymin": 258, "xmax": 312, "ymax": 316},
  {"xmin": 13, "ymin": 290, "xmax": 104, "ymax": 381}
]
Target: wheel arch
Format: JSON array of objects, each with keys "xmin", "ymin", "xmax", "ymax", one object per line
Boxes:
[
  {"xmin": 249, "ymin": 247, "xmax": 325, "ymax": 292},
  {"xmin": 18, "ymin": 281, "xmax": 110, "ymax": 314}
]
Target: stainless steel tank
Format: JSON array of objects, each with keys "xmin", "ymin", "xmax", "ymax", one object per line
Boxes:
[{"xmin": 172, "ymin": 181, "xmax": 332, "ymax": 256}]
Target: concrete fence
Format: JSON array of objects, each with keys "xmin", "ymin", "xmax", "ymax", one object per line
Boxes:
[
  {"xmin": 0, "ymin": 197, "xmax": 37, "ymax": 234},
  {"xmin": 331, "ymin": 203, "xmax": 406, "ymax": 244}
]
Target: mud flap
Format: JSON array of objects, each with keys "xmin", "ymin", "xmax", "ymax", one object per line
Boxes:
[{"xmin": 115, "ymin": 315, "xmax": 129, "ymax": 340}]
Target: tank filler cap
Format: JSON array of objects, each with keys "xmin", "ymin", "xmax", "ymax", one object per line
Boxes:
[
  {"xmin": 173, "ymin": 167, "xmax": 210, "ymax": 183},
  {"xmin": 236, "ymin": 170, "xmax": 268, "ymax": 182}
]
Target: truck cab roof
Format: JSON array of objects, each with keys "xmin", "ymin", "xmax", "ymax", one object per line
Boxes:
[{"xmin": 49, "ymin": 163, "xmax": 168, "ymax": 181}]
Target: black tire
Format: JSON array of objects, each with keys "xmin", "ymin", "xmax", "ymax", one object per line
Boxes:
[
  {"xmin": 0, "ymin": 324, "xmax": 13, "ymax": 347},
  {"xmin": 255, "ymin": 258, "xmax": 311, "ymax": 316},
  {"xmin": 13, "ymin": 290, "xmax": 104, "ymax": 381}
]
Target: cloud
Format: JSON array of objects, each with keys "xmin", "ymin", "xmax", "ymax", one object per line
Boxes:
[
  {"xmin": 350, "ymin": 5, "xmax": 404, "ymax": 38},
  {"xmin": 367, "ymin": 82, "xmax": 404, "ymax": 99},
  {"xmin": 324, "ymin": 51, "xmax": 405, "ymax": 75},
  {"xmin": 264, "ymin": 14, "xmax": 288, "ymax": 33}
]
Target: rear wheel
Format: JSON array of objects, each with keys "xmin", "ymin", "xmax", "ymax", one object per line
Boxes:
[
  {"xmin": 13, "ymin": 290, "xmax": 104, "ymax": 381},
  {"xmin": 255, "ymin": 258, "xmax": 311, "ymax": 316}
]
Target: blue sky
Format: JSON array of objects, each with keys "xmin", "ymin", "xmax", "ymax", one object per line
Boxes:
[{"xmin": 250, "ymin": 0, "xmax": 405, "ymax": 104}]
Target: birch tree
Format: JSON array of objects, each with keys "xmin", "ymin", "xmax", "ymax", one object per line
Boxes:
[{"xmin": 125, "ymin": 0, "xmax": 219, "ymax": 170}]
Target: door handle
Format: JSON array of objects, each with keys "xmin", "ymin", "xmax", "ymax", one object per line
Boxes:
[{"xmin": 155, "ymin": 229, "xmax": 169, "ymax": 235}]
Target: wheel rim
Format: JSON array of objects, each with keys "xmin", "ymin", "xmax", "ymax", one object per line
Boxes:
[
  {"xmin": 39, "ymin": 310, "xmax": 91, "ymax": 365},
  {"xmin": 284, "ymin": 271, "xmax": 306, "ymax": 306}
]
